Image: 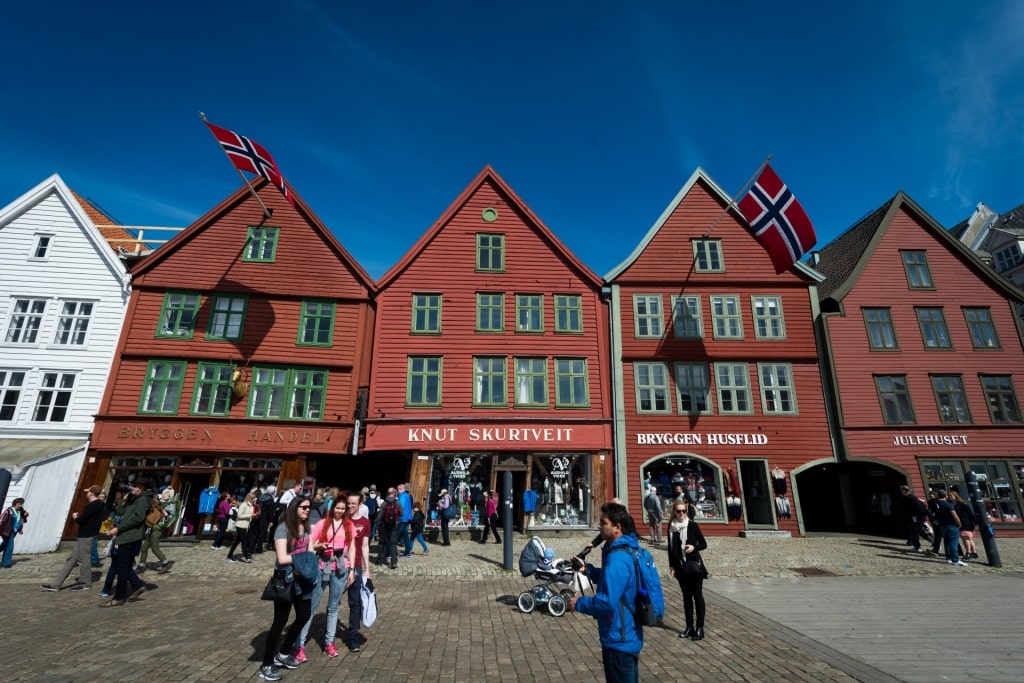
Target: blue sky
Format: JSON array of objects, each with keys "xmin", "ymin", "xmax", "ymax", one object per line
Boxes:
[{"xmin": 2, "ymin": 2, "xmax": 1022, "ymax": 279}]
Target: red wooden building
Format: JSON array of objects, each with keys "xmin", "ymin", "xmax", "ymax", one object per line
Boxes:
[
  {"xmin": 813, "ymin": 192, "xmax": 1024, "ymax": 537},
  {"xmin": 362, "ymin": 166, "xmax": 612, "ymax": 532},
  {"xmin": 77, "ymin": 179, "xmax": 376, "ymax": 537},
  {"xmin": 604, "ymin": 169, "xmax": 834, "ymax": 537}
]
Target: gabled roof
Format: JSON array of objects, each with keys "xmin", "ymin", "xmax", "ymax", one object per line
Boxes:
[
  {"xmin": 0, "ymin": 174, "xmax": 128, "ymax": 280},
  {"xmin": 815, "ymin": 191, "xmax": 1024, "ymax": 303},
  {"xmin": 376, "ymin": 165, "xmax": 603, "ymax": 290},
  {"xmin": 603, "ymin": 167, "xmax": 823, "ymax": 283},
  {"xmin": 129, "ymin": 177, "xmax": 376, "ymax": 292},
  {"xmin": 994, "ymin": 201, "xmax": 1024, "ymax": 236},
  {"xmin": 69, "ymin": 190, "xmax": 143, "ymax": 254}
]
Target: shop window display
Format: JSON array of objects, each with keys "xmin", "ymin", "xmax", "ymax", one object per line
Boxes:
[
  {"xmin": 430, "ymin": 454, "xmax": 492, "ymax": 527},
  {"xmin": 642, "ymin": 457, "xmax": 723, "ymax": 521},
  {"xmin": 922, "ymin": 458, "xmax": 1023, "ymax": 524},
  {"xmin": 526, "ymin": 454, "xmax": 589, "ymax": 527}
]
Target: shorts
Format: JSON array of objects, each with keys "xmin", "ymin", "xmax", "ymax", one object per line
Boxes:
[
  {"xmin": 960, "ymin": 529, "xmax": 974, "ymax": 539},
  {"xmin": 647, "ymin": 512, "xmax": 661, "ymax": 525}
]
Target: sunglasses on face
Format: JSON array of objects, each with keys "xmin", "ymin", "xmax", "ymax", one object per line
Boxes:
[
  {"xmin": 674, "ymin": 509, "xmax": 687, "ymax": 513},
  {"xmin": 297, "ymin": 505, "xmax": 311, "ymax": 510}
]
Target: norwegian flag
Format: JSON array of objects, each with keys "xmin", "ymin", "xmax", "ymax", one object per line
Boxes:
[
  {"xmin": 205, "ymin": 121, "xmax": 295, "ymax": 208},
  {"xmin": 737, "ymin": 164, "xmax": 816, "ymax": 274}
]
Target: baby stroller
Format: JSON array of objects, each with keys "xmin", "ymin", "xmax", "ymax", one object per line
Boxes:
[{"xmin": 517, "ymin": 536, "xmax": 590, "ymax": 617}]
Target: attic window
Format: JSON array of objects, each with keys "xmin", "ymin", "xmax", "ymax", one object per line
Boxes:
[{"xmin": 31, "ymin": 234, "xmax": 53, "ymax": 260}]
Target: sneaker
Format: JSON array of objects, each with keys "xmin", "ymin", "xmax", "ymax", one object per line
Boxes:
[
  {"xmin": 98, "ymin": 590, "xmax": 111, "ymax": 598},
  {"xmin": 241, "ymin": 556, "xmax": 253, "ymax": 563},
  {"xmin": 225, "ymin": 557, "xmax": 236, "ymax": 563},
  {"xmin": 348, "ymin": 642, "xmax": 361, "ymax": 652},
  {"xmin": 157, "ymin": 563, "xmax": 171, "ymax": 574},
  {"xmin": 70, "ymin": 584, "xmax": 90, "ymax": 592},
  {"xmin": 134, "ymin": 564, "xmax": 146, "ymax": 573},
  {"xmin": 40, "ymin": 584, "xmax": 59, "ymax": 592},
  {"xmin": 292, "ymin": 645, "xmax": 307, "ymax": 663},
  {"xmin": 324, "ymin": 643, "xmax": 338, "ymax": 658},
  {"xmin": 925, "ymin": 550, "xmax": 938, "ymax": 556},
  {"xmin": 274, "ymin": 653, "xmax": 301, "ymax": 669},
  {"xmin": 953, "ymin": 560, "xmax": 968, "ymax": 566},
  {"xmin": 258, "ymin": 664, "xmax": 283, "ymax": 681},
  {"xmin": 909, "ymin": 548, "xmax": 923, "ymax": 553}
]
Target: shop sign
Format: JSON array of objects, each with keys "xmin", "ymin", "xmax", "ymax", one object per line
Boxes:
[
  {"xmin": 117, "ymin": 426, "xmax": 214, "ymax": 442},
  {"xmin": 635, "ymin": 432, "xmax": 768, "ymax": 446},
  {"xmin": 407, "ymin": 426, "xmax": 574, "ymax": 443},
  {"xmin": 891, "ymin": 434, "xmax": 968, "ymax": 447},
  {"xmin": 548, "ymin": 456, "xmax": 572, "ymax": 480}
]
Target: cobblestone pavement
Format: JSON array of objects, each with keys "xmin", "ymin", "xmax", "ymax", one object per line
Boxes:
[{"xmin": 0, "ymin": 532, "xmax": 1019, "ymax": 682}]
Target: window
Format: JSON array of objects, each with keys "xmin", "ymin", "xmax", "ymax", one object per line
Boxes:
[
  {"xmin": 411, "ymin": 294, "xmax": 442, "ymax": 334},
  {"xmin": 53, "ymin": 301, "xmax": 93, "ymax": 345},
  {"xmin": 248, "ymin": 367, "xmax": 327, "ymax": 420},
  {"xmin": 634, "ymin": 362, "xmax": 671, "ymax": 413},
  {"xmin": 554, "ymin": 358, "xmax": 589, "ymax": 407},
  {"xmin": 981, "ymin": 375, "xmax": 1022, "ymax": 424},
  {"xmin": 672, "ymin": 295, "xmax": 703, "ymax": 339},
  {"xmin": 923, "ymin": 459, "xmax": 1023, "ymax": 524},
  {"xmin": 476, "ymin": 233, "xmax": 504, "ymax": 272},
  {"xmin": 157, "ymin": 292, "xmax": 200, "ymax": 338},
  {"xmin": 297, "ymin": 300, "xmax": 334, "ymax": 346},
  {"xmin": 931, "ymin": 375, "xmax": 971, "ymax": 424},
  {"xmin": 715, "ymin": 363, "xmax": 751, "ymax": 414},
  {"xmin": 476, "ymin": 293, "xmax": 505, "ymax": 332},
  {"xmin": 875, "ymin": 375, "xmax": 915, "ymax": 424},
  {"xmin": 516, "ymin": 294, "xmax": 544, "ymax": 332},
  {"xmin": 863, "ymin": 308, "xmax": 897, "ymax": 349},
  {"xmin": 693, "ymin": 239, "xmax": 723, "ymax": 272},
  {"xmin": 514, "ymin": 357, "xmax": 548, "ymax": 407},
  {"xmin": 243, "ymin": 227, "xmax": 279, "ymax": 262},
  {"xmin": 964, "ymin": 308, "xmax": 1000, "ymax": 349},
  {"xmin": 994, "ymin": 244, "xmax": 1023, "ymax": 272},
  {"xmin": 554, "ymin": 294, "xmax": 582, "ymax": 333},
  {"xmin": 710, "ymin": 295, "xmax": 743, "ymax": 339},
  {"xmin": 407, "ymin": 356, "xmax": 442, "ymax": 407},
  {"xmin": 675, "ymin": 363, "xmax": 711, "ymax": 415},
  {"xmin": 0, "ymin": 370, "xmax": 26, "ymax": 421},
  {"xmin": 206, "ymin": 295, "xmax": 247, "ymax": 341},
  {"xmin": 31, "ymin": 234, "xmax": 53, "ymax": 259},
  {"xmin": 4, "ymin": 298, "xmax": 46, "ymax": 343},
  {"xmin": 633, "ymin": 295, "xmax": 663, "ymax": 338},
  {"xmin": 473, "ymin": 357, "xmax": 507, "ymax": 407},
  {"xmin": 759, "ymin": 363, "xmax": 796, "ymax": 414},
  {"xmin": 751, "ymin": 296, "xmax": 785, "ymax": 340},
  {"xmin": 901, "ymin": 250, "xmax": 933, "ymax": 288},
  {"xmin": 139, "ymin": 361, "xmax": 186, "ymax": 414},
  {"xmin": 916, "ymin": 307, "xmax": 951, "ymax": 349},
  {"xmin": 32, "ymin": 371, "xmax": 75, "ymax": 422},
  {"xmin": 191, "ymin": 363, "xmax": 233, "ymax": 416}
]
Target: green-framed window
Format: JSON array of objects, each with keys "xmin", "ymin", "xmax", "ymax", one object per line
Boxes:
[
  {"xmin": 298, "ymin": 300, "xmax": 335, "ymax": 346},
  {"xmin": 411, "ymin": 294, "xmax": 442, "ymax": 334},
  {"xmin": 191, "ymin": 363, "xmax": 233, "ymax": 416},
  {"xmin": 759, "ymin": 363, "xmax": 797, "ymax": 414},
  {"xmin": 206, "ymin": 295, "xmax": 247, "ymax": 341},
  {"xmin": 554, "ymin": 294, "xmax": 582, "ymax": 333},
  {"xmin": 157, "ymin": 292, "xmax": 201, "ymax": 338},
  {"xmin": 248, "ymin": 366, "xmax": 327, "ymax": 420},
  {"xmin": 407, "ymin": 356, "xmax": 442, "ymax": 407},
  {"xmin": 675, "ymin": 362, "xmax": 711, "ymax": 415},
  {"xmin": 243, "ymin": 226, "xmax": 280, "ymax": 262},
  {"xmin": 981, "ymin": 375, "xmax": 1022, "ymax": 424},
  {"xmin": 476, "ymin": 233, "xmax": 505, "ymax": 272},
  {"xmin": 554, "ymin": 358, "xmax": 589, "ymax": 408},
  {"xmin": 514, "ymin": 357, "xmax": 548, "ymax": 407},
  {"xmin": 476, "ymin": 293, "xmax": 505, "ymax": 332},
  {"xmin": 715, "ymin": 362, "xmax": 752, "ymax": 415},
  {"xmin": 964, "ymin": 308, "xmax": 1000, "ymax": 349},
  {"xmin": 672, "ymin": 295, "xmax": 703, "ymax": 339},
  {"xmin": 516, "ymin": 294, "xmax": 544, "ymax": 333},
  {"xmin": 710, "ymin": 295, "xmax": 743, "ymax": 339},
  {"xmin": 916, "ymin": 307, "xmax": 952, "ymax": 350},
  {"xmin": 751, "ymin": 295, "xmax": 785, "ymax": 340},
  {"xmin": 634, "ymin": 362, "xmax": 671, "ymax": 413},
  {"xmin": 875, "ymin": 375, "xmax": 915, "ymax": 424},
  {"xmin": 693, "ymin": 239, "xmax": 724, "ymax": 272},
  {"xmin": 863, "ymin": 308, "xmax": 898, "ymax": 350},
  {"xmin": 931, "ymin": 375, "xmax": 971, "ymax": 424},
  {"xmin": 901, "ymin": 250, "xmax": 933, "ymax": 289},
  {"xmin": 139, "ymin": 360, "xmax": 186, "ymax": 414},
  {"xmin": 473, "ymin": 356, "xmax": 507, "ymax": 407},
  {"xmin": 633, "ymin": 294, "xmax": 663, "ymax": 338}
]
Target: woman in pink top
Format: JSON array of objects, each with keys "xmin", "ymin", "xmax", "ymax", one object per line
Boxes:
[{"xmin": 480, "ymin": 490, "xmax": 501, "ymax": 544}]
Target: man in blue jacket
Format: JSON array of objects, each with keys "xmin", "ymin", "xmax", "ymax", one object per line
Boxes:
[
  {"xmin": 568, "ymin": 502, "xmax": 643, "ymax": 683},
  {"xmin": 396, "ymin": 483, "xmax": 414, "ymax": 557}
]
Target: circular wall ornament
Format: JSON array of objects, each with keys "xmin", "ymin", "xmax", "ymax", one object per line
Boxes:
[{"xmin": 481, "ymin": 207, "xmax": 499, "ymax": 222}]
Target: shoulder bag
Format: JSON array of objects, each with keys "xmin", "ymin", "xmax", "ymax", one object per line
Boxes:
[{"xmin": 261, "ymin": 567, "xmax": 294, "ymax": 602}]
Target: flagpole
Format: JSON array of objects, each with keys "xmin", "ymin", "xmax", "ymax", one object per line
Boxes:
[
  {"xmin": 702, "ymin": 154, "xmax": 772, "ymax": 238},
  {"xmin": 199, "ymin": 112, "xmax": 273, "ymax": 220}
]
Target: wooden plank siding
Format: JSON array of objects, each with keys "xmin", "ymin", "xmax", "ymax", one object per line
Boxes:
[{"xmin": 607, "ymin": 171, "xmax": 834, "ymax": 536}]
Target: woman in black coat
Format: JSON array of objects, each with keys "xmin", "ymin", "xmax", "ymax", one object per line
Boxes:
[{"xmin": 666, "ymin": 501, "xmax": 708, "ymax": 641}]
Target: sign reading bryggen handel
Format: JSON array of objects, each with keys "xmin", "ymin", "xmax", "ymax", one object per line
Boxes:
[{"xmin": 635, "ymin": 432, "xmax": 768, "ymax": 446}]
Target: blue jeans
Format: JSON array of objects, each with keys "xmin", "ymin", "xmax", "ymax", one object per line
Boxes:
[
  {"xmin": 297, "ymin": 576, "xmax": 325, "ymax": 648},
  {"xmin": 0, "ymin": 533, "xmax": 17, "ymax": 567},
  {"xmin": 413, "ymin": 532, "xmax": 429, "ymax": 552},
  {"xmin": 397, "ymin": 521, "xmax": 412, "ymax": 554},
  {"xmin": 298, "ymin": 567, "xmax": 349, "ymax": 647},
  {"xmin": 941, "ymin": 524, "xmax": 961, "ymax": 563},
  {"xmin": 601, "ymin": 648, "xmax": 639, "ymax": 683},
  {"xmin": 91, "ymin": 537, "xmax": 101, "ymax": 565}
]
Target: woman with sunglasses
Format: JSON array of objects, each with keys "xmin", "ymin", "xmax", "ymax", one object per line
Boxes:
[
  {"xmin": 667, "ymin": 503, "xmax": 708, "ymax": 641},
  {"xmin": 258, "ymin": 495, "xmax": 325, "ymax": 681}
]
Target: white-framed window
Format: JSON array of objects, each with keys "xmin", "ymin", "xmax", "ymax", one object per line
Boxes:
[
  {"xmin": 53, "ymin": 301, "xmax": 94, "ymax": 346},
  {"xmin": 715, "ymin": 362, "xmax": 752, "ymax": 414},
  {"xmin": 693, "ymin": 239, "xmax": 724, "ymax": 272},
  {"xmin": 710, "ymin": 295, "xmax": 743, "ymax": 339},
  {"xmin": 758, "ymin": 363, "xmax": 797, "ymax": 414},
  {"xmin": 30, "ymin": 234, "xmax": 54, "ymax": 260},
  {"xmin": 633, "ymin": 294, "xmax": 663, "ymax": 338},
  {"xmin": 994, "ymin": 243, "xmax": 1023, "ymax": 273},
  {"xmin": 4, "ymin": 298, "xmax": 47, "ymax": 344},
  {"xmin": 751, "ymin": 296, "xmax": 785, "ymax": 340},
  {"xmin": 675, "ymin": 363, "xmax": 712, "ymax": 415},
  {"xmin": 634, "ymin": 362, "xmax": 671, "ymax": 413},
  {"xmin": 32, "ymin": 371, "xmax": 76, "ymax": 422},
  {"xmin": 0, "ymin": 369, "xmax": 27, "ymax": 421},
  {"xmin": 672, "ymin": 295, "xmax": 703, "ymax": 339}
]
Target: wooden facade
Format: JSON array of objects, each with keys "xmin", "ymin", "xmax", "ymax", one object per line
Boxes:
[
  {"xmin": 363, "ymin": 166, "xmax": 612, "ymax": 532},
  {"xmin": 816, "ymin": 193, "xmax": 1024, "ymax": 537},
  {"xmin": 77, "ymin": 179, "xmax": 376, "ymax": 538},
  {"xmin": 605, "ymin": 169, "xmax": 834, "ymax": 537}
]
